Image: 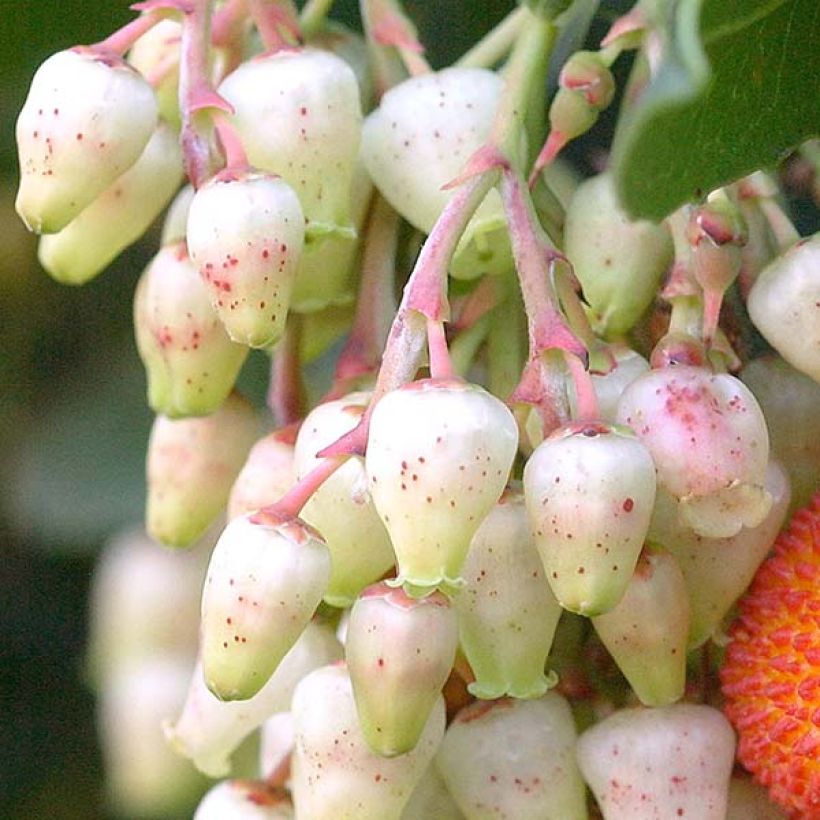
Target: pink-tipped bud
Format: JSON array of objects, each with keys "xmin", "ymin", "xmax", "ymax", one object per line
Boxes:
[
  {"xmin": 291, "ymin": 664, "xmax": 444, "ymax": 819},
  {"xmin": 16, "ymin": 48, "xmax": 157, "ymax": 233},
  {"xmin": 523, "ymin": 422, "xmax": 656, "ymax": 616},
  {"xmin": 366, "ymin": 378, "xmax": 518, "ymax": 595},
  {"xmin": 617, "ymin": 364, "xmax": 772, "ymax": 538},
  {"xmin": 134, "ymin": 242, "xmax": 249, "ymax": 418},
  {"xmin": 228, "ymin": 431, "xmax": 296, "ymax": 521},
  {"xmin": 456, "ymin": 488, "xmax": 562, "ymax": 700},
  {"xmin": 187, "ymin": 170, "xmax": 305, "ymax": 348},
  {"xmin": 39, "ymin": 122, "xmax": 183, "ymax": 285},
  {"xmin": 576, "ymin": 704, "xmax": 736, "ymax": 819},
  {"xmin": 346, "ymin": 583, "xmax": 457, "ymax": 756},
  {"xmin": 591, "ymin": 549, "xmax": 690, "ymax": 705},
  {"xmin": 165, "ymin": 620, "xmax": 341, "ymax": 777},
  {"xmin": 437, "ymin": 695, "xmax": 588, "ymax": 819},
  {"xmin": 548, "ymin": 87, "xmax": 599, "ymax": 140},
  {"xmin": 747, "ymin": 233, "xmax": 820, "ymax": 384},
  {"xmin": 648, "ymin": 459, "xmax": 791, "ymax": 648},
  {"xmin": 559, "ymin": 51, "xmax": 616, "ymax": 110},
  {"xmin": 563, "ymin": 172, "xmax": 673, "ymax": 337},
  {"xmin": 146, "ymin": 393, "xmax": 258, "ymax": 548},
  {"xmin": 200, "ymin": 513, "xmax": 331, "ymax": 700},
  {"xmin": 295, "ymin": 393, "xmax": 395, "ymax": 607},
  {"xmin": 194, "ymin": 781, "xmax": 294, "ymax": 819},
  {"xmin": 218, "ymin": 49, "xmax": 361, "ymax": 237}
]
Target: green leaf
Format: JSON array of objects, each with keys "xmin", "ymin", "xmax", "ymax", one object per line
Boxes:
[{"xmin": 611, "ymin": 0, "xmax": 820, "ymax": 221}]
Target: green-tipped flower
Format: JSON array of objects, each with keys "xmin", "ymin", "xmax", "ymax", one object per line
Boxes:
[
  {"xmin": 563, "ymin": 172, "xmax": 673, "ymax": 337},
  {"xmin": 456, "ymin": 487, "xmax": 562, "ymax": 700},
  {"xmin": 166, "ymin": 620, "xmax": 341, "ymax": 777},
  {"xmin": 576, "ymin": 704, "xmax": 736, "ymax": 819},
  {"xmin": 523, "ymin": 422, "xmax": 656, "ymax": 616},
  {"xmin": 362, "ymin": 67, "xmax": 524, "ymax": 280},
  {"xmin": 592, "ymin": 549, "xmax": 690, "ymax": 706},
  {"xmin": 134, "ymin": 242, "xmax": 249, "ymax": 418},
  {"xmin": 648, "ymin": 460, "xmax": 790, "ymax": 649},
  {"xmin": 295, "ymin": 393, "xmax": 395, "ymax": 607},
  {"xmin": 187, "ymin": 170, "xmax": 305, "ymax": 348},
  {"xmin": 39, "ymin": 122, "xmax": 183, "ymax": 285},
  {"xmin": 200, "ymin": 513, "xmax": 331, "ymax": 700},
  {"xmin": 16, "ymin": 48, "xmax": 157, "ymax": 233},
  {"xmin": 747, "ymin": 233, "xmax": 820, "ymax": 384},
  {"xmin": 617, "ymin": 364, "xmax": 772, "ymax": 538},
  {"xmin": 218, "ymin": 49, "xmax": 362, "ymax": 237},
  {"xmin": 437, "ymin": 695, "xmax": 588, "ymax": 820},
  {"xmin": 366, "ymin": 378, "xmax": 518, "ymax": 594},
  {"xmin": 146, "ymin": 393, "xmax": 258, "ymax": 548},
  {"xmin": 228, "ymin": 431, "xmax": 295, "ymax": 522},
  {"xmin": 291, "ymin": 664, "xmax": 444, "ymax": 819},
  {"xmin": 346, "ymin": 583, "xmax": 457, "ymax": 756}
]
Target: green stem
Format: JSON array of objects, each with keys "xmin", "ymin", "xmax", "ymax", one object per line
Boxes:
[
  {"xmin": 456, "ymin": 6, "xmax": 527, "ymax": 68},
  {"xmin": 450, "ymin": 314, "xmax": 492, "ymax": 377},
  {"xmin": 299, "ymin": 0, "xmax": 335, "ymax": 38}
]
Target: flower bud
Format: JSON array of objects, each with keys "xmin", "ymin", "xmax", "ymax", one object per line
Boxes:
[
  {"xmin": 194, "ymin": 781, "xmax": 294, "ymax": 819},
  {"xmin": 259, "ymin": 711, "xmax": 295, "ymax": 781},
  {"xmin": 617, "ymin": 364, "xmax": 772, "ymax": 538},
  {"xmin": 742, "ymin": 356, "xmax": 820, "ymax": 510},
  {"xmin": 128, "ymin": 19, "xmax": 181, "ymax": 128},
  {"xmin": 228, "ymin": 431, "xmax": 296, "ymax": 521},
  {"xmin": 99, "ymin": 656, "xmax": 207, "ymax": 818},
  {"xmin": 456, "ymin": 488, "xmax": 562, "ymax": 699},
  {"xmin": 362, "ymin": 67, "xmax": 524, "ymax": 279},
  {"xmin": 187, "ymin": 170, "xmax": 305, "ymax": 348},
  {"xmin": 295, "ymin": 393, "xmax": 395, "ymax": 606},
  {"xmin": 747, "ymin": 233, "xmax": 820, "ymax": 384},
  {"xmin": 523, "ymin": 422, "xmax": 656, "ymax": 616},
  {"xmin": 648, "ymin": 460, "xmax": 790, "ymax": 648},
  {"xmin": 39, "ymin": 122, "xmax": 183, "ymax": 285},
  {"xmin": 291, "ymin": 664, "xmax": 444, "ymax": 819},
  {"xmin": 591, "ymin": 548, "xmax": 690, "ymax": 705},
  {"xmin": 437, "ymin": 695, "xmax": 588, "ymax": 820},
  {"xmin": 200, "ymin": 513, "xmax": 331, "ymax": 700},
  {"xmin": 549, "ymin": 88, "xmax": 599, "ymax": 140},
  {"xmin": 87, "ymin": 527, "xmax": 208, "ymax": 687},
  {"xmin": 346, "ymin": 584, "xmax": 457, "ymax": 756},
  {"xmin": 134, "ymin": 242, "xmax": 249, "ymax": 418},
  {"xmin": 16, "ymin": 48, "xmax": 157, "ymax": 233},
  {"xmin": 559, "ymin": 51, "xmax": 616, "ymax": 110},
  {"xmin": 166, "ymin": 620, "xmax": 341, "ymax": 777},
  {"xmin": 576, "ymin": 704, "xmax": 736, "ymax": 819},
  {"xmin": 219, "ymin": 49, "xmax": 362, "ymax": 236},
  {"xmin": 147, "ymin": 393, "xmax": 258, "ymax": 548},
  {"xmin": 563, "ymin": 172, "xmax": 673, "ymax": 337},
  {"xmin": 366, "ymin": 378, "xmax": 518, "ymax": 595},
  {"xmin": 161, "ymin": 184, "xmax": 195, "ymax": 246}
]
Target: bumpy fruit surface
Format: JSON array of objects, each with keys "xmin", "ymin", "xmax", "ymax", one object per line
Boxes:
[
  {"xmin": 346, "ymin": 584, "xmax": 458, "ymax": 756},
  {"xmin": 134, "ymin": 242, "xmax": 249, "ymax": 418},
  {"xmin": 563, "ymin": 172, "xmax": 673, "ymax": 337},
  {"xmin": 16, "ymin": 48, "xmax": 157, "ymax": 233},
  {"xmin": 290, "ymin": 664, "xmax": 444, "ymax": 820},
  {"xmin": 524, "ymin": 422, "xmax": 656, "ymax": 616},
  {"xmin": 437, "ymin": 695, "xmax": 588, "ymax": 820},
  {"xmin": 366, "ymin": 378, "xmax": 518, "ymax": 594},
  {"xmin": 295, "ymin": 393, "xmax": 395, "ymax": 606},
  {"xmin": 591, "ymin": 549, "xmax": 690, "ymax": 706},
  {"xmin": 456, "ymin": 487, "xmax": 562, "ymax": 700},
  {"xmin": 218, "ymin": 49, "xmax": 361, "ymax": 236},
  {"xmin": 720, "ymin": 494, "xmax": 820, "ymax": 817},
  {"xmin": 187, "ymin": 170, "xmax": 305, "ymax": 348},
  {"xmin": 576, "ymin": 704, "xmax": 736, "ymax": 819},
  {"xmin": 146, "ymin": 393, "xmax": 258, "ymax": 548},
  {"xmin": 747, "ymin": 233, "xmax": 820, "ymax": 384},
  {"xmin": 617, "ymin": 364, "xmax": 771, "ymax": 538},
  {"xmin": 166, "ymin": 620, "xmax": 341, "ymax": 777},
  {"xmin": 39, "ymin": 122, "xmax": 183, "ymax": 285},
  {"xmin": 362, "ymin": 67, "xmax": 521, "ymax": 279},
  {"xmin": 200, "ymin": 513, "xmax": 331, "ymax": 700}
]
